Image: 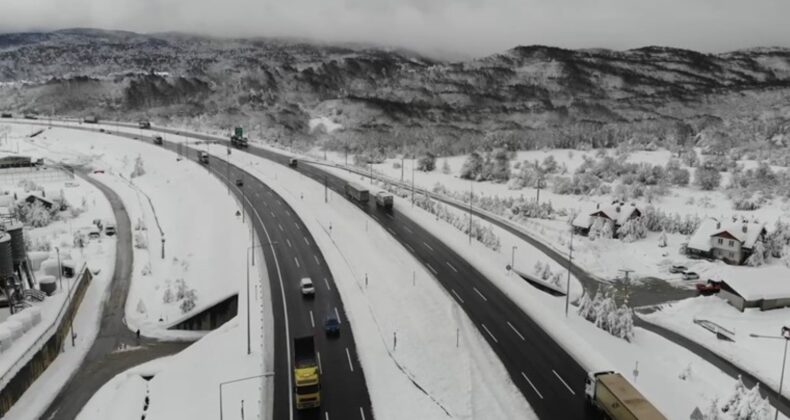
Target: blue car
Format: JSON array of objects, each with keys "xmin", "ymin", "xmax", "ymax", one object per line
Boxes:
[{"xmin": 324, "ymin": 314, "xmax": 340, "ymax": 337}]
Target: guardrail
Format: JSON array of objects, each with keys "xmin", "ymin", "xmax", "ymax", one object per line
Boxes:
[{"xmin": 0, "ymin": 263, "xmax": 92, "ymax": 416}]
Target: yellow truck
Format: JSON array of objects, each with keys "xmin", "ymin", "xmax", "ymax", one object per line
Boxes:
[
  {"xmin": 294, "ymin": 335, "xmax": 320, "ymax": 410},
  {"xmin": 585, "ymin": 371, "xmax": 666, "ymax": 420}
]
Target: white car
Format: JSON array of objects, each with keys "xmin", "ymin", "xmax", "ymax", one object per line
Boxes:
[{"xmin": 300, "ymin": 278, "xmax": 315, "ymax": 296}]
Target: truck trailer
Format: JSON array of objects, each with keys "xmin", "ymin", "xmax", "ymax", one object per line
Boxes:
[
  {"xmin": 375, "ymin": 191, "xmax": 394, "ymax": 209},
  {"xmin": 345, "ymin": 182, "xmax": 370, "ymax": 203},
  {"xmin": 230, "ymin": 127, "xmax": 248, "ymax": 148},
  {"xmin": 585, "ymin": 371, "xmax": 665, "ymax": 420},
  {"xmin": 293, "ymin": 336, "xmax": 321, "ymax": 410}
]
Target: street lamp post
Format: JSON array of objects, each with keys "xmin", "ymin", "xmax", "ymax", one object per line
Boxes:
[
  {"xmin": 750, "ymin": 327, "xmax": 790, "ymax": 420},
  {"xmin": 55, "ymin": 246, "xmax": 63, "ymax": 291},
  {"xmin": 219, "ymin": 373, "xmax": 275, "ymax": 420}
]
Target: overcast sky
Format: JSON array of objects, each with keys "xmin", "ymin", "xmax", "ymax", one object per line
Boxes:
[{"xmin": 1, "ymin": 0, "xmax": 788, "ymax": 58}]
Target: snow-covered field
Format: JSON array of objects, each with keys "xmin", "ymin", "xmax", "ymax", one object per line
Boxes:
[
  {"xmin": 19, "ymin": 125, "xmax": 253, "ymax": 339},
  {"xmin": 645, "ymin": 297, "xmax": 790, "ymax": 402}
]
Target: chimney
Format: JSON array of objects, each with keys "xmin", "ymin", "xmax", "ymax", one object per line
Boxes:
[
  {"xmin": 716, "ymin": 221, "xmax": 721, "ymax": 229},
  {"xmin": 616, "ymin": 206, "xmax": 621, "ymax": 213},
  {"xmin": 596, "ymin": 203, "xmax": 600, "ymax": 209},
  {"xmin": 742, "ymin": 225, "xmax": 747, "ymax": 234}
]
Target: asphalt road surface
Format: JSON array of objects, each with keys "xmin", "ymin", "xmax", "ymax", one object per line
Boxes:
[
  {"xmin": 23, "ymin": 122, "xmax": 374, "ymax": 420},
  {"xmin": 40, "ymin": 172, "xmax": 191, "ymax": 420}
]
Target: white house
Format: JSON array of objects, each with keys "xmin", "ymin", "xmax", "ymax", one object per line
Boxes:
[{"xmin": 687, "ymin": 217, "xmax": 766, "ymax": 265}]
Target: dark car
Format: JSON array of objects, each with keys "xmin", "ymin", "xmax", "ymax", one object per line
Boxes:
[
  {"xmin": 235, "ymin": 178, "xmax": 244, "ymax": 187},
  {"xmin": 669, "ymin": 264, "xmax": 688, "ymax": 274},
  {"xmin": 153, "ymin": 135, "xmax": 163, "ymax": 145},
  {"xmin": 324, "ymin": 314, "xmax": 340, "ymax": 336},
  {"xmin": 1, "ymin": 113, "xmax": 11, "ymax": 118}
]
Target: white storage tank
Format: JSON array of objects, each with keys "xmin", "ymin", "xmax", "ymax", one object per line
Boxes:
[
  {"xmin": 28, "ymin": 251, "xmax": 51, "ymax": 271},
  {"xmin": 8, "ymin": 312, "xmax": 33, "ymax": 334},
  {"xmin": 28, "ymin": 306, "xmax": 42, "ymax": 326},
  {"xmin": 5, "ymin": 319, "xmax": 25, "ymax": 340},
  {"xmin": 0, "ymin": 325, "xmax": 12, "ymax": 353},
  {"xmin": 40, "ymin": 259, "xmax": 60, "ymax": 278}
]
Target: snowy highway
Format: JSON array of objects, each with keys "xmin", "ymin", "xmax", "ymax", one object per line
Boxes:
[{"xmin": 107, "ymin": 122, "xmax": 591, "ymax": 419}]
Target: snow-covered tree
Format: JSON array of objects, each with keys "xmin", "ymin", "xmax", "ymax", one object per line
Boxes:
[
  {"xmin": 616, "ymin": 305, "xmax": 634, "ymax": 342},
  {"xmin": 782, "ymin": 245, "xmax": 790, "ymax": 269},
  {"xmin": 134, "ymin": 232, "xmax": 148, "ymax": 249},
  {"xmin": 533, "ymin": 261, "xmax": 544, "ymax": 276},
  {"xmin": 131, "ymin": 155, "xmax": 146, "ymax": 178},
  {"xmin": 136, "ymin": 298, "xmax": 147, "ymax": 315},
  {"xmin": 179, "ymin": 289, "xmax": 197, "ymax": 313},
  {"xmin": 460, "ymin": 152, "xmax": 484, "ymax": 180},
  {"xmin": 703, "ymin": 398, "xmax": 724, "ymax": 420},
  {"xmin": 577, "ymin": 291, "xmax": 594, "ymax": 321},
  {"xmin": 658, "ymin": 230, "xmax": 668, "ymax": 248},
  {"xmin": 589, "ymin": 218, "xmax": 605, "ymax": 240},
  {"xmin": 441, "ymin": 159, "xmax": 451, "ymax": 175},
  {"xmin": 162, "ymin": 287, "xmax": 174, "ymax": 304},
  {"xmin": 617, "ymin": 217, "xmax": 648, "ymax": 242},
  {"xmin": 599, "ymin": 219, "xmax": 614, "ymax": 239},
  {"xmin": 745, "ymin": 241, "xmax": 766, "ymax": 267},
  {"xmin": 721, "ymin": 377, "xmax": 771, "ymax": 420}
]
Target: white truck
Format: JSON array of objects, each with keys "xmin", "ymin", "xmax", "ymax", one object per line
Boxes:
[
  {"xmin": 374, "ymin": 191, "xmax": 393, "ymax": 209},
  {"xmin": 585, "ymin": 371, "xmax": 666, "ymax": 420}
]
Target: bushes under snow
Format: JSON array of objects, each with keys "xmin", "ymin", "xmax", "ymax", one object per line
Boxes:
[
  {"xmin": 576, "ymin": 286, "xmax": 634, "ymax": 342},
  {"xmin": 703, "ymin": 376, "xmax": 772, "ymax": 420}
]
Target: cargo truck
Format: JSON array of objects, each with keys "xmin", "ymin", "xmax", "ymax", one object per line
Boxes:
[
  {"xmin": 585, "ymin": 371, "xmax": 666, "ymax": 420},
  {"xmin": 294, "ymin": 335, "xmax": 321, "ymax": 410},
  {"xmin": 138, "ymin": 120, "xmax": 151, "ymax": 129},
  {"xmin": 83, "ymin": 116, "xmax": 99, "ymax": 124},
  {"xmin": 198, "ymin": 151, "xmax": 209, "ymax": 164},
  {"xmin": 344, "ymin": 182, "xmax": 370, "ymax": 203},
  {"xmin": 230, "ymin": 127, "xmax": 248, "ymax": 148},
  {"xmin": 375, "ymin": 191, "xmax": 394, "ymax": 209},
  {"xmin": 153, "ymin": 135, "xmax": 163, "ymax": 145}
]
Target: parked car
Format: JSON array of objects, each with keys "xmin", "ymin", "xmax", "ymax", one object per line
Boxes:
[
  {"xmin": 696, "ymin": 280, "xmax": 721, "ymax": 295},
  {"xmin": 99, "ymin": 128, "xmax": 105, "ymax": 133},
  {"xmin": 300, "ymin": 278, "xmax": 315, "ymax": 296},
  {"xmin": 289, "ymin": 158, "xmax": 298, "ymax": 168},
  {"xmin": 0, "ymin": 112, "xmax": 12, "ymax": 118},
  {"xmin": 324, "ymin": 313, "xmax": 340, "ymax": 337},
  {"xmin": 682, "ymin": 271, "xmax": 700, "ymax": 281},
  {"xmin": 669, "ymin": 264, "xmax": 688, "ymax": 274},
  {"xmin": 104, "ymin": 222, "xmax": 116, "ymax": 236},
  {"xmin": 93, "ymin": 169, "xmax": 105, "ymax": 174},
  {"xmin": 235, "ymin": 178, "xmax": 244, "ymax": 187},
  {"xmin": 153, "ymin": 135, "xmax": 163, "ymax": 145},
  {"xmin": 87, "ymin": 226, "xmax": 101, "ymax": 239}
]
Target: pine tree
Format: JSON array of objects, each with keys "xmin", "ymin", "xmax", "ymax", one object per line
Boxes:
[
  {"xmin": 658, "ymin": 230, "xmax": 668, "ymax": 248},
  {"xmin": 589, "ymin": 218, "xmax": 604, "ymax": 240},
  {"xmin": 617, "ymin": 305, "xmax": 634, "ymax": 341},
  {"xmin": 745, "ymin": 241, "xmax": 766, "ymax": 267},
  {"xmin": 703, "ymin": 398, "xmax": 723, "ymax": 420},
  {"xmin": 599, "ymin": 219, "xmax": 614, "ymax": 239},
  {"xmin": 577, "ymin": 291, "xmax": 593, "ymax": 321}
]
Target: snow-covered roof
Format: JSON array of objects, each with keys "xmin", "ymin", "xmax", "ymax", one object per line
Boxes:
[
  {"xmin": 688, "ymin": 217, "xmax": 718, "ymax": 252},
  {"xmin": 24, "ymin": 193, "xmax": 53, "ymax": 205},
  {"xmin": 717, "ymin": 265, "xmax": 790, "ymax": 301},
  {"xmin": 572, "ymin": 212, "xmax": 593, "ymax": 229},
  {"xmin": 590, "ymin": 203, "xmax": 641, "ymax": 225},
  {"xmin": 711, "ymin": 221, "xmax": 765, "ymax": 249}
]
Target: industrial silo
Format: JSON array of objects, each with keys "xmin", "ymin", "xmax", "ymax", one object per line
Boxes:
[{"xmin": 0, "ymin": 234, "xmax": 13, "ymax": 286}]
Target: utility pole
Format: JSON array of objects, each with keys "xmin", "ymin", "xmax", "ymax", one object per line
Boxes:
[
  {"xmin": 511, "ymin": 246, "xmax": 517, "ymax": 273},
  {"xmin": 324, "ymin": 176, "xmax": 328, "ymax": 203},
  {"xmin": 226, "ymin": 147, "xmax": 231, "ymax": 195},
  {"xmin": 411, "ymin": 161, "xmax": 415, "ymax": 207},
  {"xmin": 619, "ymin": 269, "xmax": 635, "ymax": 302},
  {"xmin": 749, "ymin": 327, "xmax": 790, "ymax": 420},
  {"xmin": 565, "ymin": 228, "xmax": 574, "ymax": 317}
]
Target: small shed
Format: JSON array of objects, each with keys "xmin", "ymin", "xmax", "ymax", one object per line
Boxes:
[
  {"xmin": 24, "ymin": 193, "xmax": 54, "ymax": 210},
  {"xmin": 718, "ymin": 266, "xmax": 790, "ymax": 311}
]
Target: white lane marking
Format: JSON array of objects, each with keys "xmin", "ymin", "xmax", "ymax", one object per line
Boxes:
[
  {"xmin": 481, "ymin": 323, "xmax": 498, "ymax": 343},
  {"xmin": 278, "ymin": 224, "xmax": 284, "ymax": 231},
  {"xmin": 359, "ymin": 408, "xmax": 366, "ymax": 420},
  {"xmin": 451, "ymin": 289, "xmax": 465, "ymax": 304},
  {"xmin": 314, "ymin": 255, "xmax": 320, "ymax": 265},
  {"xmin": 294, "ymin": 222, "xmax": 301, "ymax": 230},
  {"xmin": 309, "ymin": 310, "xmax": 315, "ymax": 328},
  {"xmin": 317, "ymin": 351, "xmax": 323, "ymax": 375},
  {"xmin": 387, "ymin": 227, "xmax": 396, "ymax": 235},
  {"xmin": 334, "ymin": 307, "xmax": 341, "ymax": 324},
  {"xmin": 325, "ymin": 412, "xmax": 329, "ymax": 420},
  {"xmin": 285, "ymin": 210, "xmax": 290, "ymax": 215},
  {"xmin": 405, "ymin": 243, "xmax": 415, "ymax": 253},
  {"xmin": 324, "ymin": 278, "xmax": 331, "ymax": 291},
  {"xmin": 403, "ymin": 226, "xmax": 412, "ymax": 234},
  {"xmin": 345, "ymin": 347, "xmax": 355, "ymax": 372},
  {"xmin": 386, "ymin": 213, "xmax": 394, "ymax": 219},
  {"xmin": 262, "ymin": 200, "xmax": 268, "ymax": 207},
  {"xmin": 473, "ymin": 287, "xmax": 487, "ymax": 302},
  {"xmin": 521, "ymin": 372, "xmax": 544, "ymax": 399},
  {"xmin": 426, "ymin": 263, "xmax": 438, "ymax": 275},
  {"xmin": 286, "ymin": 239, "xmax": 292, "ymax": 248},
  {"xmin": 446, "ymin": 262, "xmax": 458, "ymax": 272},
  {"xmin": 507, "ymin": 321, "xmax": 526, "ymax": 341},
  {"xmin": 270, "ymin": 211, "xmax": 275, "ymax": 217},
  {"xmin": 294, "ymin": 257, "xmax": 300, "ymax": 268},
  {"xmin": 242, "ymin": 191, "xmax": 294, "ymax": 420},
  {"xmin": 422, "ymin": 242, "xmax": 434, "ymax": 251},
  {"xmin": 553, "ymin": 370, "xmax": 576, "ymax": 395},
  {"xmin": 304, "ymin": 237, "xmax": 310, "ymax": 245},
  {"xmin": 371, "ymin": 215, "xmax": 379, "ymax": 222}
]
